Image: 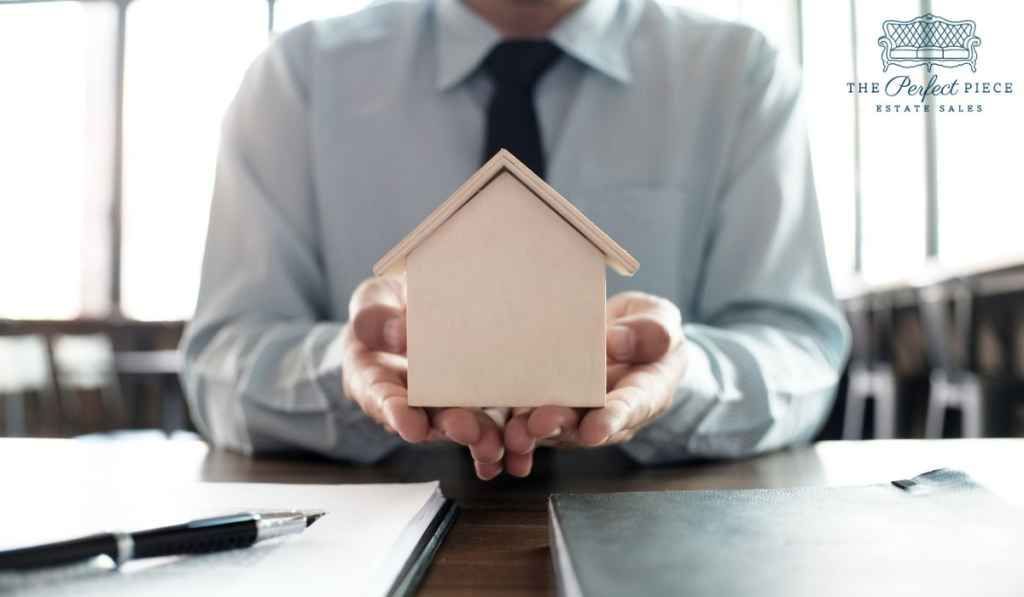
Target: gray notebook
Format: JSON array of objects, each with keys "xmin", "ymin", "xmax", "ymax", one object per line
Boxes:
[{"xmin": 548, "ymin": 469, "xmax": 1024, "ymax": 597}]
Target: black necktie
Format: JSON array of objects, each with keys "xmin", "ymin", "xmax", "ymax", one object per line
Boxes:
[{"xmin": 481, "ymin": 40, "xmax": 563, "ymax": 178}]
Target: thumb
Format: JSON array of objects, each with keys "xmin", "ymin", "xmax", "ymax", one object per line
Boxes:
[
  {"xmin": 353, "ymin": 305, "xmax": 406, "ymax": 354},
  {"xmin": 606, "ymin": 316, "xmax": 674, "ymax": 364},
  {"xmin": 350, "ymin": 277, "xmax": 407, "ymax": 353}
]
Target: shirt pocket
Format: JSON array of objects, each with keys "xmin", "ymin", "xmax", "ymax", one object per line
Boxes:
[{"xmin": 562, "ymin": 183, "xmax": 705, "ymax": 304}]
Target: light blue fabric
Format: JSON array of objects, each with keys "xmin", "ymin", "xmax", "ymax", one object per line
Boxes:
[{"xmin": 181, "ymin": 0, "xmax": 850, "ymax": 464}]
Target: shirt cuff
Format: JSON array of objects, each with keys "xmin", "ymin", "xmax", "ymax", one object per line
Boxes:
[{"xmin": 239, "ymin": 322, "xmax": 404, "ymax": 462}]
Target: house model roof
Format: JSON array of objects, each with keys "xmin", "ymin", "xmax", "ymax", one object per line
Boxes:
[{"xmin": 373, "ymin": 149, "xmax": 640, "ymax": 277}]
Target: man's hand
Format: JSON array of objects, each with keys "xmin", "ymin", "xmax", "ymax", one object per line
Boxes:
[
  {"xmin": 502, "ymin": 292, "xmax": 688, "ymax": 477},
  {"xmin": 342, "ymin": 277, "xmax": 507, "ymax": 480}
]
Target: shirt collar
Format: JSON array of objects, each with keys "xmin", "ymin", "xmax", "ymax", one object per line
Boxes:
[{"xmin": 434, "ymin": 0, "xmax": 634, "ymax": 91}]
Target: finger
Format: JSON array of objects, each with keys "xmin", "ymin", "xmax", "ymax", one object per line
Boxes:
[
  {"xmin": 608, "ymin": 342, "xmax": 688, "ymax": 413},
  {"xmin": 343, "ymin": 350, "xmax": 424, "ymax": 440},
  {"xmin": 505, "ymin": 450, "xmax": 533, "ymax": 478},
  {"xmin": 341, "ymin": 328, "xmax": 432, "ymax": 445},
  {"xmin": 349, "ymin": 278, "xmax": 407, "ymax": 353},
  {"xmin": 504, "ymin": 412, "xmax": 536, "ymax": 455},
  {"xmin": 526, "ymin": 406, "xmax": 581, "ymax": 441},
  {"xmin": 578, "ymin": 387, "xmax": 648, "ymax": 446},
  {"xmin": 379, "ymin": 393, "xmax": 430, "ymax": 444},
  {"xmin": 607, "ymin": 291, "xmax": 678, "ymax": 321},
  {"xmin": 353, "ymin": 305, "xmax": 406, "ymax": 354},
  {"xmin": 425, "ymin": 428, "xmax": 447, "ymax": 442},
  {"xmin": 586, "ymin": 342, "xmax": 689, "ymax": 446},
  {"xmin": 431, "ymin": 408, "xmax": 481, "ymax": 445},
  {"xmin": 606, "ymin": 362, "xmax": 631, "ymax": 390},
  {"xmin": 349, "ymin": 275, "xmax": 406, "ymax": 316},
  {"xmin": 468, "ymin": 411, "xmax": 505, "ymax": 464},
  {"xmin": 606, "ymin": 293, "xmax": 682, "ymax": 364},
  {"xmin": 606, "ymin": 428, "xmax": 637, "ymax": 445},
  {"xmin": 474, "ymin": 460, "xmax": 503, "ymax": 481},
  {"xmin": 607, "ymin": 318, "xmax": 670, "ymax": 364}
]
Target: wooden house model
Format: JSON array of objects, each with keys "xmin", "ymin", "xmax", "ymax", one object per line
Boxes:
[{"xmin": 373, "ymin": 150, "xmax": 638, "ymax": 408}]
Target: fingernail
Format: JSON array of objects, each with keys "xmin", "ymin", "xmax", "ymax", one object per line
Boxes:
[
  {"xmin": 383, "ymin": 318, "xmax": 402, "ymax": 352},
  {"xmin": 478, "ymin": 464, "xmax": 502, "ymax": 480},
  {"xmin": 608, "ymin": 325, "xmax": 635, "ymax": 361},
  {"xmin": 543, "ymin": 427, "xmax": 562, "ymax": 439}
]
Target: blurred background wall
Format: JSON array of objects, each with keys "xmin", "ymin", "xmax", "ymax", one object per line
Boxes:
[{"xmin": 0, "ymin": 0, "xmax": 1021, "ymax": 440}]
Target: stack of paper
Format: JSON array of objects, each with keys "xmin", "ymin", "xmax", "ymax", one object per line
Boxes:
[{"xmin": 0, "ymin": 480, "xmax": 454, "ymax": 596}]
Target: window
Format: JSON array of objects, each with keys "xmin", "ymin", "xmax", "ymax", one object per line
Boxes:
[
  {"xmin": 802, "ymin": 1, "xmax": 857, "ymax": 285},
  {"xmin": 854, "ymin": 1, "xmax": 929, "ymax": 284},
  {"xmin": 273, "ymin": 0, "xmax": 371, "ymax": 33},
  {"xmin": 672, "ymin": 0, "xmax": 835, "ymax": 276},
  {"xmin": 738, "ymin": 0, "xmax": 801, "ymax": 63},
  {"xmin": 120, "ymin": 0, "xmax": 268, "ymax": 321},
  {"xmin": 931, "ymin": 1, "xmax": 1024, "ymax": 269},
  {"xmin": 2, "ymin": 0, "xmax": 1020, "ymax": 322},
  {"xmin": 0, "ymin": 2, "xmax": 91, "ymax": 319}
]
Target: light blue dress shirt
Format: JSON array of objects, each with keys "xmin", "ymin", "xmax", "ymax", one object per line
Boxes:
[{"xmin": 181, "ymin": 0, "xmax": 851, "ymax": 464}]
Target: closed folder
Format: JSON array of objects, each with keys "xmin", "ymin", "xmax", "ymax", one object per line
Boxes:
[{"xmin": 548, "ymin": 469, "xmax": 1024, "ymax": 597}]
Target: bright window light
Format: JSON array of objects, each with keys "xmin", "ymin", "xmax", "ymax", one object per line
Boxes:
[
  {"xmin": 738, "ymin": 0, "xmax": 801, "ymax": 64},
  {"xmin": 121, "ymin": 0, "xmax": 268, "ymax": 321},
  {"xmin": 854, "ymin": 1, "xmax": 929, "ymax": 285},
  {"xmin": 931, "ymin": 1, "xmax": 1024, "ymax": 269},
  {"xmin": 273, "ymin": 0, "xmax": 372, "ymax": 33},
  {"xmin": 802, "ymin": 1, "xmax": 857, "ymax": 286},
  {"xmin": 0, "ymin": 2, "xmax": 88, "ymax": 319}
]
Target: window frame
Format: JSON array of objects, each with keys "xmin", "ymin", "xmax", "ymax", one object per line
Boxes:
[{"xmin": 2, "ymin": 0, "xmax": 945, "ymax": 320}]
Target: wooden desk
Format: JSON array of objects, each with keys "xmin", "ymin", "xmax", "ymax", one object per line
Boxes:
[{"xmin": 6, "ymin": 438, "xmax": 1024, "ymax": 595}]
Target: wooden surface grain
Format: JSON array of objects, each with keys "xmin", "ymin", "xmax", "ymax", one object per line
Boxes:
[{"xmin": 5, "ymin": 438, "xmax": 1024, "ymax": 596}]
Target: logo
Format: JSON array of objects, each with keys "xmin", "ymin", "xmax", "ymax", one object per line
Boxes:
[
  {"xmin": 846, "ymin": 12, "xmax": 1013, "ymax": 115},
  {"xmin": 878, "ymin": 13, "xmax": 981, "ymax": 72}
]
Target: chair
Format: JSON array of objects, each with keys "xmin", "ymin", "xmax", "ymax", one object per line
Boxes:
[
  {"xmin": 0, "ymin": 335, "xmax": 58, "ymax": 436},
  {"xmin": 1014, "ymin": 316, "xmax": 1024, "ymax": 435},
  {"xmin": 52, "ymin": 334, "xmax": 125, "ymax": 433},
  {"xmin": 919, "ymin": 280, "xmax": 985, "ymax": 438},
  {"xmin": 115, "ymin": 349, "xmax": 185, "ymax": 431},
  {"xmin": 1014, "ymin": 315, "xmax": 1024, "ymax": 380},
  {"xmin": 843, "ymin": 295, "xmax": 899, "ymax": 439}
]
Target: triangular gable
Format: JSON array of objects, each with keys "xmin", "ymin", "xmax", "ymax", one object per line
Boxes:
[{"xmin": 373, "ymin": 149, "xmax": 639, "ymax": 277}]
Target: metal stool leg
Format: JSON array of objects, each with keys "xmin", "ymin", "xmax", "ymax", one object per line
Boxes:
[
  {"xmin": 59, "ymin": 388, "xmax": 83, "ymax": 436},
  {"xmin": 99, "ymin": 374, "xmax": 126, "ymax": 430},
  {"xmin": 873, "ymin": 370, "xmax": 897, "ymax": 439},
  {"xmin": 843, "ymin": 368, "xmax": 870, "ymax": 439},
  {"xmin": 39, "ymin": 384, "xmax": 61, "ymax": 436},
  {"xmin": 3, "ymin": 392, "xmax": 27, "ymax": 437},
  {"xmin": 960, "ymin": 377, "xmax": 985, "ymax": 438},
  {"xmin": 926, "ymin": 373, "xmax": 948, "ymax": 439}
]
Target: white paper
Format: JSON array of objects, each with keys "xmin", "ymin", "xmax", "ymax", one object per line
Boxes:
[{"xmin": 0, "ymin": 480, "xmax": 444, "ymax": 596}]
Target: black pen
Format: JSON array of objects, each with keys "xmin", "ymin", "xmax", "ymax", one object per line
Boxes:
[{"xmin": 0, "ymin": 510, "xmax": 326, "ymax": 571}]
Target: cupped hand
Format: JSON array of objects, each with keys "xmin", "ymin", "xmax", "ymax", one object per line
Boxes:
[
  {"xmin": 342, "ymin": 276, "xmax": 508, "ymax": 480},
  {"xmin": 503, "ymin": 292, "xmax": 688, "ymax": 477}
]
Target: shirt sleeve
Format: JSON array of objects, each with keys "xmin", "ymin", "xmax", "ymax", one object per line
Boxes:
[
  {"xmin": 179, "ymin": 27, "xmax": 402, "ymax": 463},
  {"xmin": 620, "ymin": 33, "xmax": 851, "ymax": 464}
]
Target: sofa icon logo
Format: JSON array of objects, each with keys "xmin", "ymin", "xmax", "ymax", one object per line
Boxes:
[{"xmin": 878, "ymin": 14, "xmax": 981, "ymax": 72}]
